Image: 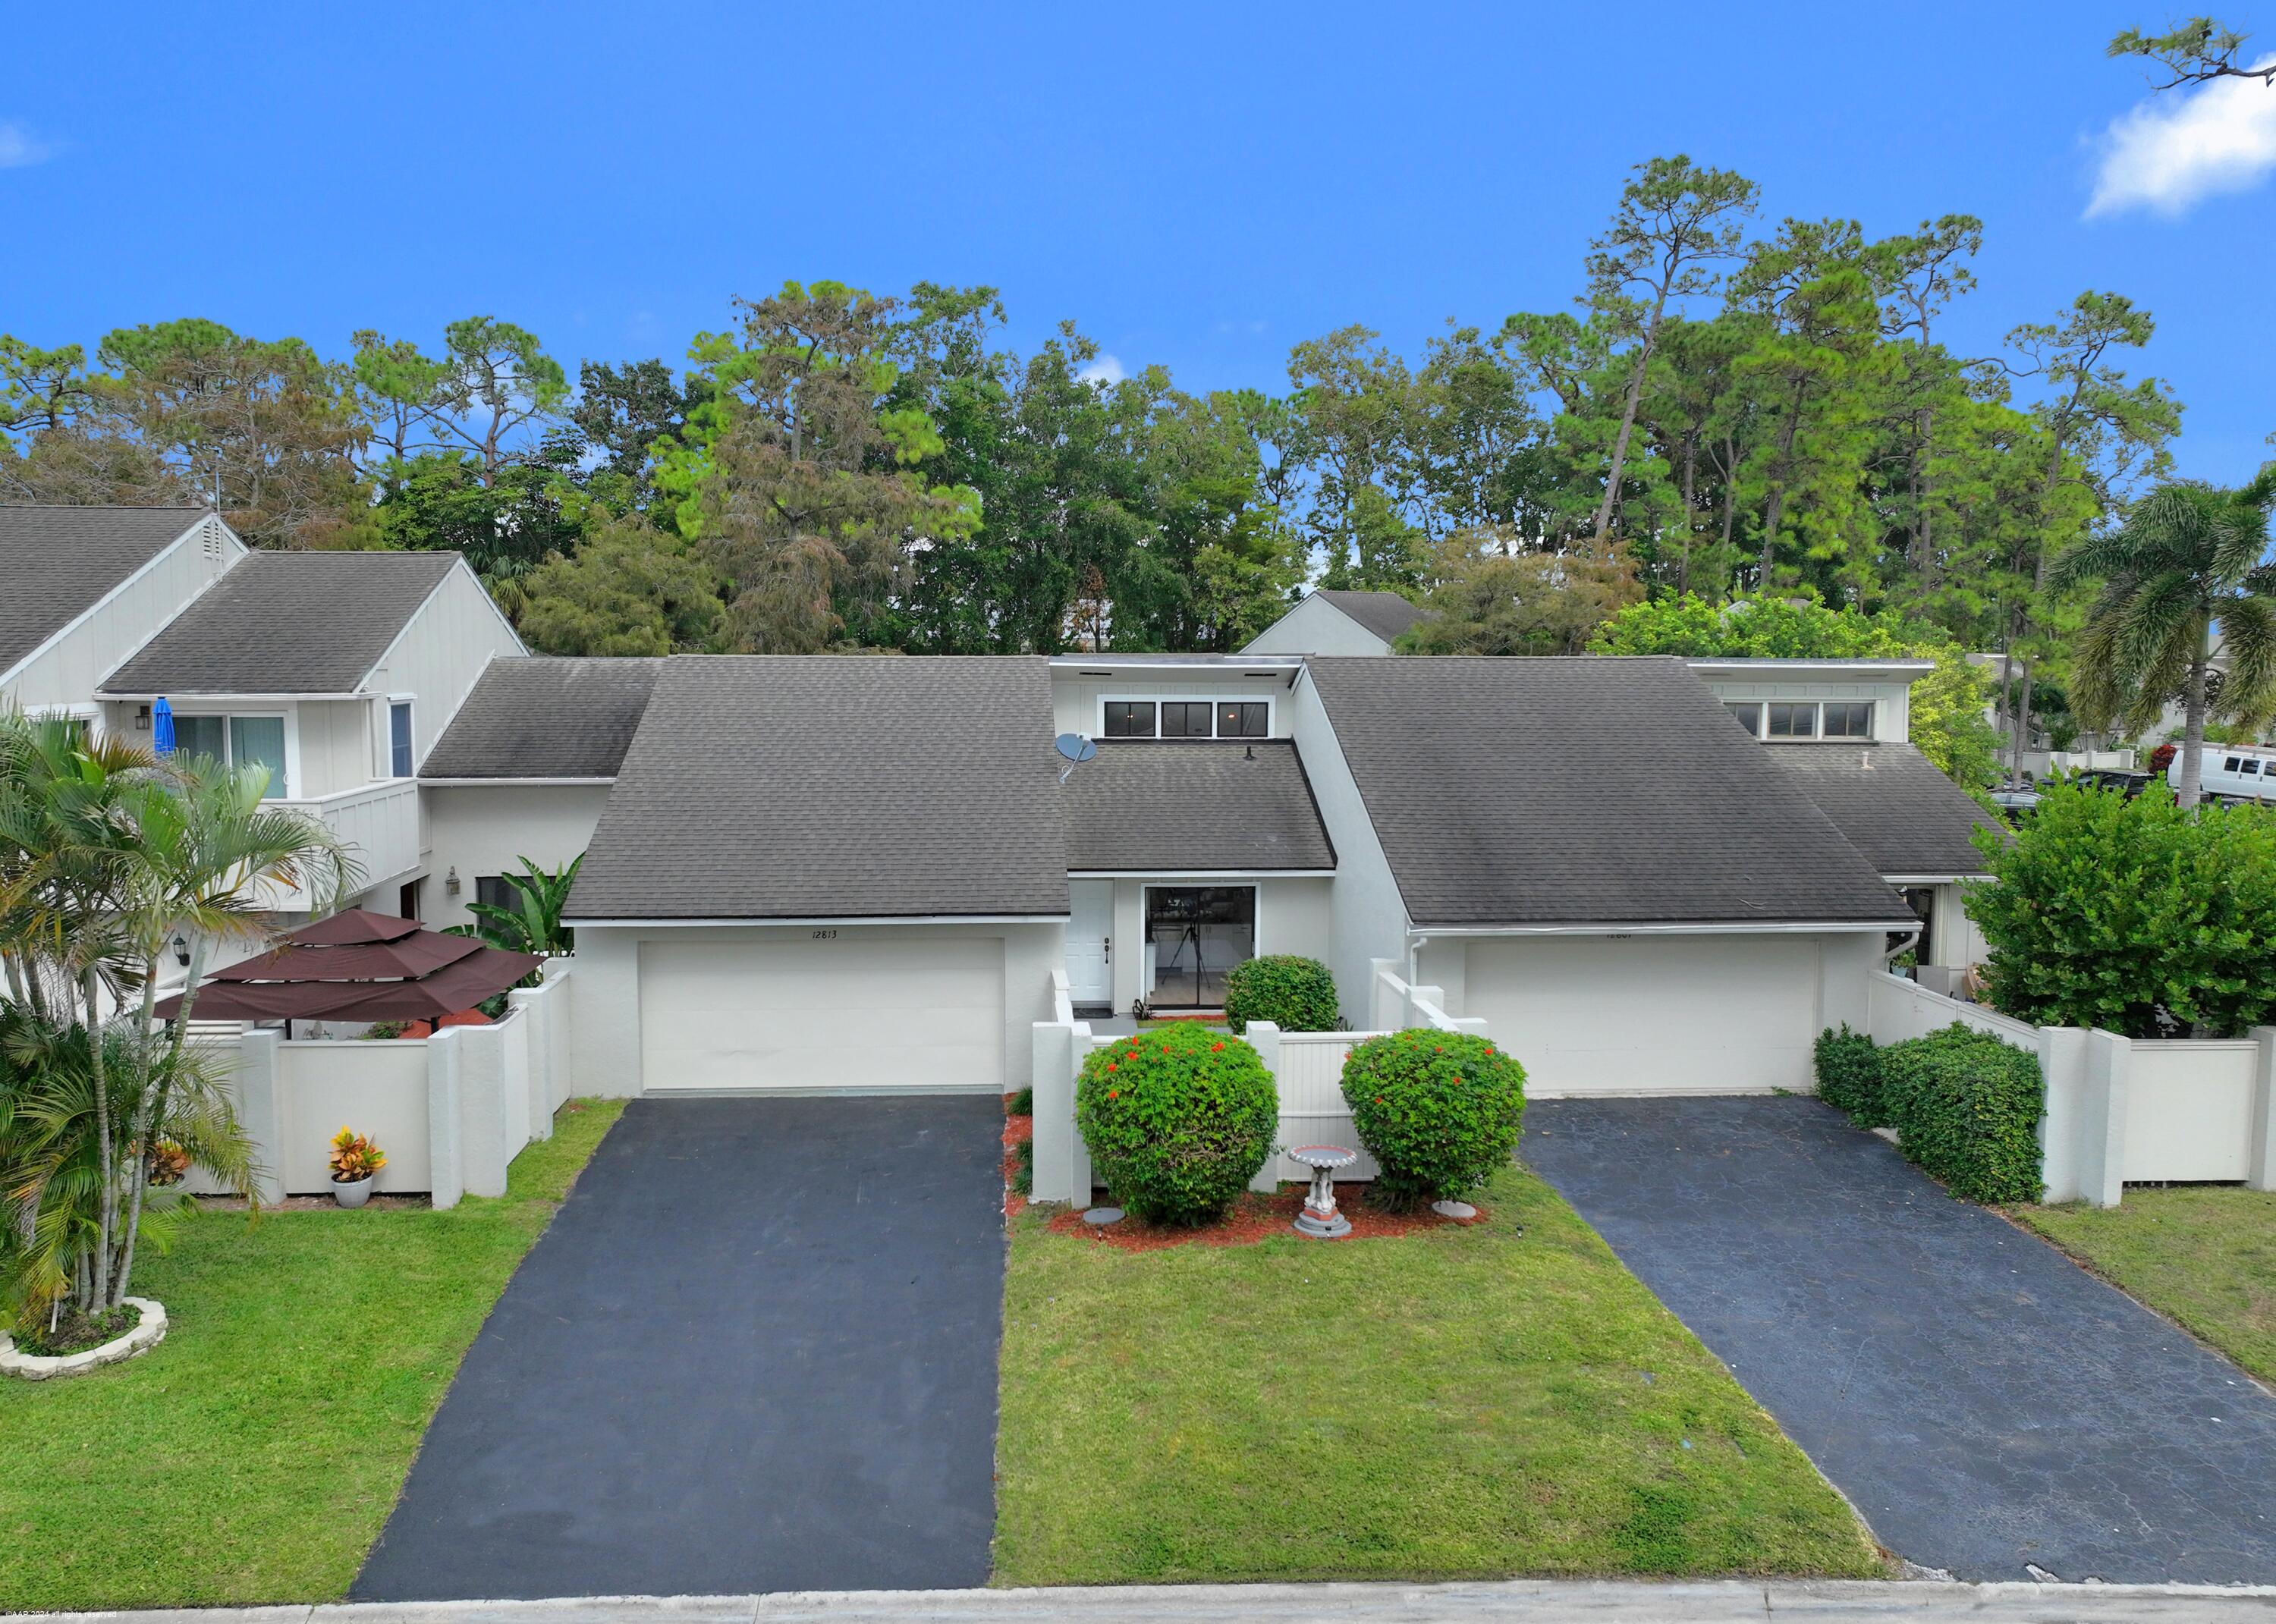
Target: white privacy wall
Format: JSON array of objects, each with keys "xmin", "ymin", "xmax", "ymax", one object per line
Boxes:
[
  {"xmin": 203, "ymin": 961, "xmax": 575, "ymax": 1207},
  {"xmin": 1863, "ymin": 970, "xmax": 2276, "ymax": 1206},
  {"xmin": 422, "ymin": 783, "xmax": 612, "ymax": 930}
]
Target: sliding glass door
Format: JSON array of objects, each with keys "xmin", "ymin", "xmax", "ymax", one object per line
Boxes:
[{"xmin": 1145, "ymin": 886, "xmax": 1256, "ymax": 1010}]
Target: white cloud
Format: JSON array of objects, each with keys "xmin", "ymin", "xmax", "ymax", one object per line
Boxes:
[
  {"xmin": 0, "ymin": 121, "xmax": 54, "ymax": 168},
  {"xmin": 2088, "ymin": 58, "xmax": 2276, "ymax": 217},
  {"xmin": 1079, "ymin": 353, "xmax": 1127, "ymax": 385}
]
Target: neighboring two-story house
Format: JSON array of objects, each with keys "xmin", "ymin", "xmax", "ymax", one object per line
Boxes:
[
  {"xmin": 1242, "ymin": 589, "xmax": 1425, "ymax": 655},
  {"xmin": 3, "ymin": 507, "xmax": 523, "ymax": 963}
]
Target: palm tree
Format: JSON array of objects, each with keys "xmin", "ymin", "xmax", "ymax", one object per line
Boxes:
[
  {"xmin": 0, "ymin": 715, "xmax": 352, "ymax": 1318},
  {"xmin": 108, "ymin": 755, "xmax": 354, "ymax": 1299},
  {"xmin": 2053, "ymin": 463, "xmax": 2276, "ymax": 808}
]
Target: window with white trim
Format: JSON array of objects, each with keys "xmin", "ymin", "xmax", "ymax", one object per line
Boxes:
[
  {"xmin": 390, "ymin": 702, "xmax": 414, "ymax": 777},
  {"xmin": 172, "ymin": 712, "xmax": 290, "ymax": 798},
  {"xmin": 1097, "ymin": 694, "xmax": 1273, "ymax": 739}
]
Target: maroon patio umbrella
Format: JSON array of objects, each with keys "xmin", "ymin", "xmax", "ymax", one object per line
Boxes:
[{"xmin": 156, "ymin": 909, "xmax": 542, "ymax": 1023}]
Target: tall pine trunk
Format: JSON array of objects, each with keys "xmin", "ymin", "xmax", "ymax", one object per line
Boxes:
[{"xmin": 1591, "ymin": 305, "xmax": 1663, "ymax": 540}]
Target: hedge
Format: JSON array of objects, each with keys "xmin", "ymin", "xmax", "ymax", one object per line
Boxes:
[
  {"xmin": 1812, "ymin": 1024, "xmax": 1886, "ymax": 1126},
  {"xmin": 1341, "ymin": 1029, "xmax": 1526, "ymax": 1209},
  {"xmin": 1829, "ymin": 1022, "xmax": 2042, "ymax": 1205},
  {"xmin": 1075, "ymin": 1022, "xmax": 1278, "ymax": 1225},
  {"xmin": 1221, "ymin": 956, "xmax": 1341, "ymax": 1035},
  {"xmin": 1966, "ymin": 779, "xmax": 2276, "ymax": 1038}
]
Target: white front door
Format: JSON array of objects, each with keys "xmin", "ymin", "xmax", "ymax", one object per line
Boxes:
[{"xmin": 1065, "ymin": 880, "xmax": 1114, "ymax": 1007}]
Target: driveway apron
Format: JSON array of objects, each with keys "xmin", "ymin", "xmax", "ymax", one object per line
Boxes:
[
  {"xmin": 1523, "ymin": 1095, "xmax": 2276, "ymax": 1585},
  {"xmin": 353, "ymin": 1095, "xmax": 1006, "ymax": 1601}
]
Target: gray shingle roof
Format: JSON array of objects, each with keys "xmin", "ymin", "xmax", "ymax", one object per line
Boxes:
[
  {"xmin": 102, "ymin": 551, "xmax": 461, "ymax": 695},
  {"xmin": 420, "ymin": 658, "xmax": 663, "ymax": 781},
  {"xmin": 1315, "ymin": 589, "xmax": 1426, "ymax": 644},
  {"xmin": 1306, "ymin": 656, "xmax": 1913, "ymax": 928},
  {"xmin": 1765, "ymin": 743, "xmax": 2003, "ymax": 878},
  {"xmin": 1064, "ymin": 741, "xmax": 1335, "ymax": 872},
  {"xmin": 567, "ymin": 657, "xmax": 1069, "ymax": 920},
  {"xmin": 0, "ymin": 506, "xmax": 212, "ymax": 676}
]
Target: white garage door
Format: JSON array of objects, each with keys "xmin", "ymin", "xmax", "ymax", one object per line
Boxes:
[
  {"xmin": 639, "ymin": 937, "xmax": 1004, "ymax": 1093},
  {"xmin": 1463, "ymin": 935, "xmax": 1822, "ymax": 1096}
]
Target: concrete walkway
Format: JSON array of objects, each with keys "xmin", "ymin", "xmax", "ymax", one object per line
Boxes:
[
  {"xmin": 14, "ymin": 1580, "xmax": 2276, "ymax": 1623},
  {"xmin": 353, "ymin": 1096, "xmax": 1007, "ymax": 1603},
  {"xmin": 1523, "ymin": 1096, "xmax": 2276, "ymax": 1585}
]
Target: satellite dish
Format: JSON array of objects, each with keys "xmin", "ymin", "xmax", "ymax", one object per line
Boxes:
[{"xmin": 1054, "ymin": 731, "xmax": 1098, "ymax": 784}]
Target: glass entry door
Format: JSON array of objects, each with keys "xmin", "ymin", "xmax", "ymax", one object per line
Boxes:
[{"xmin": 1145, "ymin": 886, "xmax": 1256, "ymax": 1010}]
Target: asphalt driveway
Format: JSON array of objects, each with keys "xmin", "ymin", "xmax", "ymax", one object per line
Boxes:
[
  {"xmin": 353, "ymin": 1094, "xmax": 1006, "ymax": 1601},
  {"xmin": 1524, "ymin": 1095, "xmax": 2276, "ymax": 1585}
]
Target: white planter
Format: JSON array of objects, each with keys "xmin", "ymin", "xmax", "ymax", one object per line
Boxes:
[
  {"xmin": 0, "ymin": 1297, "xmax": 168, "ymax": 1381},
  {"xmin": 333, "ymin": 1175, "xmax": 375, "ymax": 1208}
]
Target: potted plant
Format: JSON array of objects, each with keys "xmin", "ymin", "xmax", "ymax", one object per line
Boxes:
[{"xmin": 328, "ymin": 1127, "xmax": 386, "ymax": 1208}]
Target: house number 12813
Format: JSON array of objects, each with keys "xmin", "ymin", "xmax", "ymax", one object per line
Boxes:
[{"xmin": 812, "ymin": 928, "xmax": 838, "ymax": 939}]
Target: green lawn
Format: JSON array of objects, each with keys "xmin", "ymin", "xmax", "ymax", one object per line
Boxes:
[
  {"xmin": 995, "ymin": 1163, "xmax": 1885, "ymax": 1585},
  {"xmin": 0, "ymin": 1097, "xmax": 624, "ymax": 1613},
  {"xmin": 2016, "ymin": 1186, "xmax": 2276, "ymax": 1386}
]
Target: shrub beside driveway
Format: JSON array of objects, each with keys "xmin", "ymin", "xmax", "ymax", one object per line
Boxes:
[
  {"xmin": 0, "ymin": 1098, "xmax": 624, "ymax": 1613},
  {"xmin": 994, "ymin": 1163, "xmax": 1885, "ymax": 1585},
  {"xmin": 2018, "ymin": 1186, "xmax": 2276, "ymax": 1386}
]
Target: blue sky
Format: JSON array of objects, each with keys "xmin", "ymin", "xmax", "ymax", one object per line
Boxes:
[{"xmin": 5, "ymin": 2, "xmax": 2271, "ymax": 482}]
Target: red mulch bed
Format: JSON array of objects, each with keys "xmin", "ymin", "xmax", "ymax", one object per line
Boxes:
[
  {"xmin": 1043, "ymin": 1186, "xmax": 1486, "ymax": 1251},
  {"xmin": 1002, "ymin": 1105, "xmax": 1033, "ymax": 1218}
]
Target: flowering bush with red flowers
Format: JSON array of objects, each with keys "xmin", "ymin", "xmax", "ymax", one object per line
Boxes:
[
  {"xmin": 1074, "ymin": 1023, "xmax": 1278, "ymax": 1225},
  {"xmin": 1341, "ymin": 1029, "xmax": 1525, "ymax": 1210}
]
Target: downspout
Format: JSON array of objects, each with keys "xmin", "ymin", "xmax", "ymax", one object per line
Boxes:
[{"xmin": 1883, "ymin": 925, "xmax": 1921, "ymax": 969}]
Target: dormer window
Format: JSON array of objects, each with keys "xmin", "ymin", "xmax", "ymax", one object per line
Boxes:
[
  {"xmin": 1097, "ymin": 693, "xmax": 1274, "ymax": 739},
  {"xmin": 1727, "ymin": 699, "xmax": 1875, "ymax": 743},
  {"xmin": 1822, "ymin": 702, "xmax": 1872, "ymax": 739},
  {"xmin": 1766, "ymin": 702, "xmax": 1818, "ymax": 739}
]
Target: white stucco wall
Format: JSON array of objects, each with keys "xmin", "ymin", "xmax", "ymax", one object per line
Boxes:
[
  {"xmin": 2, "ymin": 517, "xmax": 243, "ymax": 715},
  {"xmin": 1241, "ymin": 594, "xmax": 1392, "ymax": 656},
  {"xmin": 567, "ymin": 919, "xmax": 1064, "ymax": 1097},
  {"xmin": 1089, "ymin": 874, "xmax": 1334, "ymax": 1012},
  {"xmin": 422, "ymin": 783, "xmax": 613, "ymax": 929},
  {"xmin": 1454, "ymin": 929, "xmax": 1879, "ymax": 1096},
  {"xmin": 1285, "ymin": 668, "xmax": 1410, "ymax": 1025}
]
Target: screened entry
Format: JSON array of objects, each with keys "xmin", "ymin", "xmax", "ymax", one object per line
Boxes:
[{"xmin": 1145, "ymin": 885, "xmax": 1256, "ymax": 1010}]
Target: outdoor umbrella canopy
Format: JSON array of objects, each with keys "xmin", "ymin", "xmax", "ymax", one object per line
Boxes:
[
  {"xmin": 155, "ymin": 909, "xmax": 541, "ymax": 1023},
  {"xmin": 152, "ymin": 696, "xmax": 176, "ymax": 755}
]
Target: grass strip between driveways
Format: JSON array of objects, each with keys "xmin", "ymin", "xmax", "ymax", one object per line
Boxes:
[
  {"xmin": 0, "ymin": 1096, "xmax": 625, "ymax": 1613},
  {"xmin": 994, "ymin": 1161, "xmax": 1885, "ymax": 1585},
  {"xmin": 2016, "ymin": 1186, "xmax": 2276, "ymax": 1387}
]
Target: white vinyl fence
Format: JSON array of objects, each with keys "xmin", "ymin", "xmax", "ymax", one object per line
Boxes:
[
  {"xmin": 1866, "ymin": 971, "xmax": 2276, "ymax": 1207},
  {"xmin": 1027, "ymin": 964, "xmax": 1492, "ymax": 1205},
  {"xmin": 194, "ymin": 958, "xmax": 577, "ymax": 1209}
]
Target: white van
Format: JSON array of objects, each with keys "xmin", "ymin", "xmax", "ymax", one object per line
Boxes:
[{"xmin": 2169, "ymin": 745, "xmax": 2276, "ymax": 804}]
